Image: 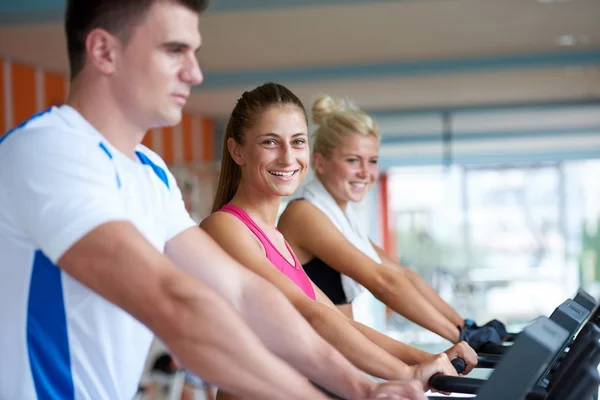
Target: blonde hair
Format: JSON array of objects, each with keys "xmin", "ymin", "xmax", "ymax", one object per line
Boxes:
[{"xmin": 311, "ymin": 94, "xmax": 379, "ymax": 162}]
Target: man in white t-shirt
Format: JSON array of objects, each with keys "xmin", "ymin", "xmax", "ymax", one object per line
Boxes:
[{"xmin": 0, "ymin": 1, "xmax": 433, "ymax": 399}]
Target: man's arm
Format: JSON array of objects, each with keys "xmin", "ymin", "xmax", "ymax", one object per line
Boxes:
[
  {"xmin": 166, "ymin": 225, "xmax": 373, "ymax": 400},
  {"xmin": 0, "ymin": 131, "xmax": 326, "ymax": 400},
  {"xmin": 58, "ymin": 221, "xmax": 327, "ymax": 400}
]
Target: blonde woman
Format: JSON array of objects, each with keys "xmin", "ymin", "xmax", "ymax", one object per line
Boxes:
[{"xmin": 278, "ymin": 94, "xmax": 506, "ymax": 352}]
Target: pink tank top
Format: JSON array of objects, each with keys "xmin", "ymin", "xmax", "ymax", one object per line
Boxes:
[{"xmin": 220, "ymin": 204, "xmax": 316, "ymax": 300}]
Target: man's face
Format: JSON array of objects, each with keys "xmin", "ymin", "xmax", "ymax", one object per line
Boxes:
[{"xmin": 113, "ymin": 2, "xmax": 203, "ymax": 129}]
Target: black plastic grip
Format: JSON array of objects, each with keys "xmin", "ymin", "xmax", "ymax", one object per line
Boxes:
[
  {"xmin": 428, "ymin": 375, "xmax": 485, "ymax": 394},
  {"xmin": 451, "ymin": 357, "xmax": 466, "ymax": 374}
]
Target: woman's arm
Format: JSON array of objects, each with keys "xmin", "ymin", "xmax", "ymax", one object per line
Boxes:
[
  {"xmin": 311, "ymin": 282, "xmax": 476, "ymax": 374},
  {"xmin": 311, "ymin": 283, "xmax": 433, "ymax": 364},
  {"xmin": 201, "ymin": 212, "xmax": 460, "ymax": 393},
  {"xmin": 279, "ymin": 201, "xmax": 461, "ymax": 344},
  {"xmin": 200, "ymin": 212, "xmax": 415, "ymax": 383},
  {"xmin": 370, "ymin": 241, "xmax": 465, "ymax": 328}
]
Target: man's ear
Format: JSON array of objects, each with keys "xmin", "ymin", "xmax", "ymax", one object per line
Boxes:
[{"xmin": 85, "ymin": 28, "xmax": 121, "ymax": 75}]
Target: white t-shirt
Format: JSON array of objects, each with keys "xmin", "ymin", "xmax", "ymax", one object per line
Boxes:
[{"xmin": 0, "ymin": 105, "xmax": 196, "ymax": 400}]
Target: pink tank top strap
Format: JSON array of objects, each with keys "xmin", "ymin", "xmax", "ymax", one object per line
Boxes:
[
  {"xmin": 220, "ymin": 204, "xmax": 272, "ymax": 247},
  {"xmin": 219, "ymin": 204, "xmax": 316, "ymax": 300}
]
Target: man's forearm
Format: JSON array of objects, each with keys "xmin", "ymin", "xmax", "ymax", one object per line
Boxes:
[
  {"xmin": 164, "ymin": 229, "xmax": 367, "ymax": 399},
  {"xmin": 154, "ymin": 273, "xmax": 327, "ymax": 400},
  {"xmin": 237, "ymin": 275, "xmax": 373, "ymax": 400}
]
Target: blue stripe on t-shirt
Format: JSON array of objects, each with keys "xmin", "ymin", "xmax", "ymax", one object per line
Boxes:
[
  {"xmin": 0, "ymin": 108, "xmax": 52, "ymax": 146},
  {"xmin": 136, "ymin": 151, "xmax": 170, "ymax": 189},
  {"xmin": 98, "ymin": 142, "xmax": 122, "ymax": 189},
  {"xmin": 27, "ymin": 250, "xmax": 75, "ymax": 400},
  {"xmin": 98, "ymin": 142, "xmax": 113, "ymax": 159}
]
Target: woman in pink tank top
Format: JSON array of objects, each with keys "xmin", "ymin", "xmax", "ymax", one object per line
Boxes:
[{"xmin": 200, "ymin": 83, "xmax": 475, "ymax": 400}]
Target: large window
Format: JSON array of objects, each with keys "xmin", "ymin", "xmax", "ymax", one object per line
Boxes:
[{"xmin": 387, "ymin": 159, "xmax": 600, "ymax": 345}]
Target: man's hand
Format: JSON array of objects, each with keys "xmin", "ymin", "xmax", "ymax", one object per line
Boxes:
[
  {"xmin": 442, "ymin": 341, "xmax": 478, "ymax": 375},
  {"xmin": 410, "ymin": 353, "xmax": 458, "ymax": 394}
]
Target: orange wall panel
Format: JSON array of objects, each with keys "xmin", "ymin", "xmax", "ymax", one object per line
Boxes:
[
  {"xmin": 378, "ymin": 173, "xmax": 396, "ymax": 260},
  {"xmin": 0, "ymin": 60, "xmax": 5, "ymax": 135},
  {"xmin": 44, "ymin": 71, "xmax": 66, "ymax": 108},
  {"xmin": 141, "ymin": 130, "xmax": 154, "ymax": 150},
  {"xmin": 181, "ymin": 113, "xmax": 193, "ymax": 163},
  {"xmin": 162, "ymin": 126, "xmax": 174, "ymax": 165},
  {"xmin": 11, "ymin": 62, "xmax": 36, "ymax": 127},
  {"xmin": 201, "ymin": 118, "xmax": 214, "ymax": 162}
]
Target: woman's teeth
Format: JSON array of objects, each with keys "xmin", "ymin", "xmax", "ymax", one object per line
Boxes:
[{"xmin": 269, "ymin": 171, "xmax": 296, "ymax": 177}]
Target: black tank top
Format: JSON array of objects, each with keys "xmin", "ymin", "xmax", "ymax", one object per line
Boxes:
[{"xmin": 302, "ymin": 257, "xmax": 349, "ymax": 305}]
